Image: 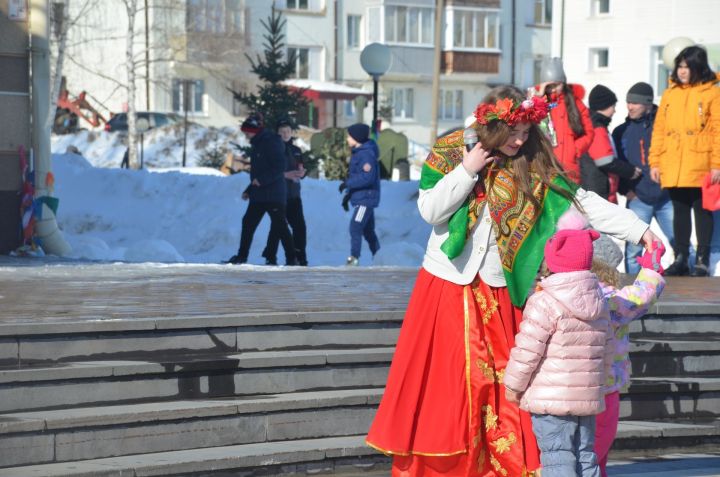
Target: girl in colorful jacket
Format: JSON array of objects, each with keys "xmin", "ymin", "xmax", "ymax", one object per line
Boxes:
[
  {"xmin": 590, "ymin": 233, "xmax": 665, "ymax": 477},
  {"xmin": 504, "ymin": 227, "xmax": 612, "ymax": 477}
]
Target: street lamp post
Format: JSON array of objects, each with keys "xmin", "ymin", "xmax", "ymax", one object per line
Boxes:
[{"xmin": 360, "ymin": 43, "xmax": 392, "ymax": 138}]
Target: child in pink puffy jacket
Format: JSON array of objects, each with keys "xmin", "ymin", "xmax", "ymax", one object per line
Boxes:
[
  {"xmin": 590, "ymin": 234, "xmax": 665, "ymax": 477},
  {"xmin": 504, "ymin": 227, "xmax": 612, "ymax": 477}
]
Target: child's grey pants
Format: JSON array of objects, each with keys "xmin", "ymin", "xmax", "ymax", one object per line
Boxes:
[{"xmin": 531, "ymin": 413, "xmax": 601, "ymax": 477}]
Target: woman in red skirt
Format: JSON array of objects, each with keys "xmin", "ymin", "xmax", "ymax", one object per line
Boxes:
[{"xmin": 366, "ymin": 85, "xmax": 660, "ymax": 476}]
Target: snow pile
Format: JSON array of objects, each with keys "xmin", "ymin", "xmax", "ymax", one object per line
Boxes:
[{"xmin": 52, "ymin": 152, "xmax": 431, "ymax": 266}]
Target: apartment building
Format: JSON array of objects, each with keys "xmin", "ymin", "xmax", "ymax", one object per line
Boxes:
[
  {"xmin": 551, "ymin": 0, "xmax": 720, "ymax": 127},
  {"xmin": 59, "ymin": 0, "xmax": 271, "ymax": 129},
  {"xmin": 58, "ymin": 0, "xmax": 553, "ymax": 145},
  {"xmin": 282, "ymin": 0, "xmax": 553, "ymax": 143}
]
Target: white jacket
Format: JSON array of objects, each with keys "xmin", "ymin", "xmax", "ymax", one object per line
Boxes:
[{"xmin": 418, "ymin": 165, "xmax": 648, "ymax": 286}]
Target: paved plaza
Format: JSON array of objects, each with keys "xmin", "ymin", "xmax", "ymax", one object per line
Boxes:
[
  {"xmin": 1, "ymin": 257, "xmax": 719, "ymax": 326},
  {"xmin": 1, "ymin": 257, "xmax": 719, "ymax": 475}
]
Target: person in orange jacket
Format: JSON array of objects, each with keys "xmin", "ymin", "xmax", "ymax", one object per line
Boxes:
[
  {"xmin": 535, "ymin": 57, "xmax": 595, "ymax": 184},
  {"xmin": 649, "ymin": 45, "xmax": 720, "ymax": 276}
]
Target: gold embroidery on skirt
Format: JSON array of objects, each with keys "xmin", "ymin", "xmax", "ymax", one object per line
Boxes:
[
  {"xmin": 491, "ymin": 432, "xmax": 517, "ymax": 454},
  {"xmin": 482, "ymin": 404, "xmax": 499, "ymax": 431},
  {"xmin": 490, "ymin": 454, "xmax": 509, "ymax": 476}
]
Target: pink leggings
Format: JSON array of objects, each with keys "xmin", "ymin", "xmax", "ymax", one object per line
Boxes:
[{"xmin": 594, "ymin": 391, "xmax": 620, "ymax": 477}]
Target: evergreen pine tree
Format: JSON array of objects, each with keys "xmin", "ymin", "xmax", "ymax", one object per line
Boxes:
[{"xmin": 233, "ymin": 7, "xmax": 308, "ymax": 129}]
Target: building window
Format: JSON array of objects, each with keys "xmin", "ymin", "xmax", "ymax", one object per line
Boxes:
[
  {"xmin": 343, "ymin": 99, "xmax": 356, "ymax": 118},
  {"xmin": 284, "ymin": 0, "xmax": 322, "ymax": 11},
  {"xmin": 172, "ymin": 79, "xmax": 205, "ymax": 114},
  {"xmin": 591, "ymin": 0, "xmax": 610, "ymax": 15},
  {"xmin": 347, "ymin": 15, "xmax": 361, "ymax": 49},
  {"xmin": 651, "ymin": 46, "xmax": 669, "ymax": 99},
  {"xmin": 439, "ymin": 90, "xmax": 463, "ymax": 120},
  {"xmin": 367, "ymin": 7, "xmax": 381, "ymax": 43},
  {"xmin": 534, "ymin": 0, "xmax": 552, "ymax": 25},
  {"xmin": 449, "ymin": 9, "xmax": 500, "ymax": 50},
  {"xmin": 589, "ymin": 47, "xmax": 609, "ymax": 70},
  {"xmin": 186, "ymin": 0, "xmax": 244, "ymax": 35},
  {"xmin": 286, "ymin": 0, "xmax": 308, "ymax": 9},
  {"xmin": 384, "ymin": 6, "xmax": 434, "ymax": 46},
  {"xmin": 390, "ymin": 88, "xmax": 414, "ymax": 119},
  {"xmin": 288, "ymin": 47, "xmax": 310, "ymax": 79},
  {"xmin": 288, "ymin": 47, "xmax": 322, "ymax": 80}
]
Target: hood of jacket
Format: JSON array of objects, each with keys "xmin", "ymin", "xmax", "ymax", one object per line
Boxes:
[{"xmin": 538, "ymin": 270, "xmax": 605, "ymax": 321}]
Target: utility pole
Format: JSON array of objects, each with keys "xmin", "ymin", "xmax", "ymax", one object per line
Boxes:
[
  {"xmin": 429, "ymin": 0, "xmax": 444, "ymax": 146},
  {"xmin": 181, "ymin": 80, "xmax": 192, "ymax": 167},
  {"xmin": 144, "ymin": 0, "xmax": 150, "ymax": 110}
]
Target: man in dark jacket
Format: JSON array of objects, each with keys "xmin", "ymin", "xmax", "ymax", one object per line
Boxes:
[
  {"xmin": 612, "ymin": 82, "xmax": 674, "ymax": 274},
  {"xmin": 262, "ymin": 119, "xmax": 308, "ymax": 266},
  {"xmin": 227, "ymin": 113, "xmax": 296, "ymax": 265},
  {"xmin": 581, "ymin": 84, "xmax": 641, "ymax": 202},
  {"xmin": 340, "ymin": 123, "xmax": 381, "ymax": 266}
]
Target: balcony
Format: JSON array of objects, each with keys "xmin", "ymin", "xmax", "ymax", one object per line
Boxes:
[{"xmin": 441, "ymin": 51, "xmax": 499, "ymax": 74}]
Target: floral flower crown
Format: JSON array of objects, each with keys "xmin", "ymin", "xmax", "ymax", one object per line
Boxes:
[{"xmin": 473, "ymin": 96, "xmax": 550, "ymax": 126}]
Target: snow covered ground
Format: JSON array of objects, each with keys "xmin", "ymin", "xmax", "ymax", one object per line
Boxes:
[
  {"xmin": 47, "ymin": 128, "xmax": 719, "ymax": 273},
  {"xmin": 51, "ymin": 150, "xmax": 428, "ymax": 266}
]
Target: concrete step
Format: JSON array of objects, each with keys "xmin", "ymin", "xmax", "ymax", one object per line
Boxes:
[
  {"xmin": 0, "ymin": 348, "xmax": 393, "ymax": 413},
  {"xmin": 621, "ymin": 376, "xmax": 720, "ymax": 420},
  {"xmin": 630, "ymin": 338, "xmax": 720, "ymax": 377},
  {"xmin": 629, "ymin": 314, "xmax": 720, "ymax": 339},
  {"xmin": 2, "ymin": 420, "xmax": 719, "ymax": 477},
  {"xmin": 0, "ymin": 435, "xmax": 386, "ymax": 477},
  {"xmin": 0, "ymin": 389, "xmax": 383, "ymax": 467},
  {"xmin": 612, "ymin": 419, "xmax": 720, "ymax": 457},
  {"xmin": 0, "ymin": 311, "xmax": 403, "ymax": 367}
]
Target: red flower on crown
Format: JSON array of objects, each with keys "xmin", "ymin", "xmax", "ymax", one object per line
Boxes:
[{"xmin": 473, "ymin": 96, "xmax": 550, "ymax": 126}]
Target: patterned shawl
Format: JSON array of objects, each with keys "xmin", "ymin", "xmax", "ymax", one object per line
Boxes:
[{"xmin": 420, "ymin": 129, "xmax": 577, "ymax": 306}]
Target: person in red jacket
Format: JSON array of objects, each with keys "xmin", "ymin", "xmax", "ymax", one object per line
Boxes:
[
  {"xmin": 535, "ymin": 57, "xmax": 595, "ymax": 183},
  {"xmin": 582, "ymin": 84, "xmax": 641, "ymax": 203}
]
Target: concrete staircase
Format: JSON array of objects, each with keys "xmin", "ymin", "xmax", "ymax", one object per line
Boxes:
[{"xmin": 0, "ymin": 307, "xmax": 719, "ymax": 474}]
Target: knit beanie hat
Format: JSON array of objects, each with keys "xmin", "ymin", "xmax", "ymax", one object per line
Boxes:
[
  {"xmin": 593, "ymin": 234, "xmax": 623, "ymax": 268},
  {"xmin": 539, "ymin": 57, "xmax": 567, "ymax": 84},
  {"xmin": 588, "ymin": 84, "xmax": 618, "ymax": 111},
  {"xmin": 626, "ymin": 82, "xmax": 654, "ymax": 105},
  {"xmin": 545, "ymin": 229, "xmax": 600, "ymax": 273},
  {"xmin": 240, "ymin": 113, "xmax": 264, "ymax": 134},
  {"xmin": 555, "ymin": 207, "xmax": 624, "ymax": 270},
  {"xmin": 347, "ymin": 123, "xmax": 370, "ymax": 143}
]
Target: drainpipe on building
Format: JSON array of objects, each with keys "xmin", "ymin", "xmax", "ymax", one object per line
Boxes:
[
  {"xmin": 510, "ymin": 0, "xmax": 516, "ymax": 84},
  {"xmin": 333, "ymin": 0, "xmax": 339, "ymax": 127},
  {"xmin": 30, "ymin": 0, "xmax": 71, "ymax": 256},
  {"xmin": 429, "ymin": 0, "xmax": 444, "ymax": 146},
  {"xmin": 550, "ymin": 0, "xmax": 564, "ymax": 58}
]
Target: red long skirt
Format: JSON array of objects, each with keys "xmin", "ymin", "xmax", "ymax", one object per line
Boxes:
[{"xmin": 366, "ymin": 268, "xmax": 540, "ymax": 476}]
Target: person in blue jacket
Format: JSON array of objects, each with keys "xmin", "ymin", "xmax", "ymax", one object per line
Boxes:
[
  {"xmin": 339, "ymin": 123, "xmax": 381, "ymax": 266},
  {"xmin": 612, "ymin": 82, "xmax": 674, "ymax": 274},
  {"xmin": 227, "ymin": 112, "xmax": 296, "ymax": 265}
]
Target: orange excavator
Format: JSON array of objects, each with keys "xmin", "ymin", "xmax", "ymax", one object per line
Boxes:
[{"xmin": 53, "ymin": 77, "xmax": 110, "ymax": 134}]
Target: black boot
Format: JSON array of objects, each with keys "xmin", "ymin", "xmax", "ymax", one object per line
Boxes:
[
  {"xmin": 665, "ymin": 251, "xmax": 689, "ymax": 276},
  {"xmin": 690, "ymin": 247, "xmax": 710, "ymax": 277}
]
